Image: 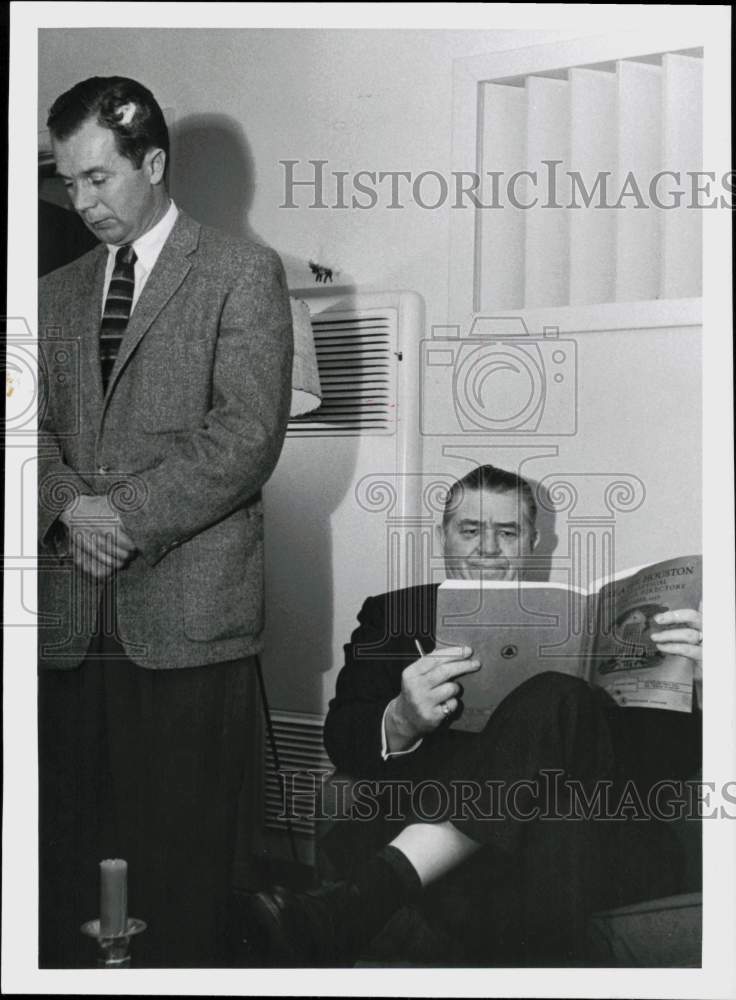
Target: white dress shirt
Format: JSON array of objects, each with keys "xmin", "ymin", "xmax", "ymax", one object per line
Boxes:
[
  {"xmin": 101, "ymin": 199, "xmax": 179, "ymax": 313},
  {"xmin": 380, "ymin": 701, "xmax": 423, "ymax": 761}
]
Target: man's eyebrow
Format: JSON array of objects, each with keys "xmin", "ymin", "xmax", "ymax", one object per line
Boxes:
[
  {"xmin": 456, "ymin": 518, "xmax": 521, "ymax": 530},
  {"xmin": 55, "ymin": 166, "xmax": 111, "ymax": 179}
]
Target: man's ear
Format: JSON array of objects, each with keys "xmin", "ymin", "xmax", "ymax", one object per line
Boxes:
[{"xmin": 146, "ymin": 147, "xmax": 167, "ymax": 185}]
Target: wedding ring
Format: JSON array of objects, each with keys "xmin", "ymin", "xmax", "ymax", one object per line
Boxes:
[
  {"xmin": 695, "ymin": 631, "xmax": 703, "ymax": 645},
  {"xmin": 441, "ymin": 702, "xmax": 451, "ymax": 716}
]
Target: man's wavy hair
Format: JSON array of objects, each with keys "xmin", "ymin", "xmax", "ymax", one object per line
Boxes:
[
  {"xmin": 47, "ymin": 76, "xmax": 169, "ymax": 170},
  {"xmin": 442, "ymin": 464, "xmax": 537, "ymax": 529}
]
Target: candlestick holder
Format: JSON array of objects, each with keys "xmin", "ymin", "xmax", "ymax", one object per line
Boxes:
[{"xmin": 81, "ymin": 917, "xmax": 147, "ymax": 968}]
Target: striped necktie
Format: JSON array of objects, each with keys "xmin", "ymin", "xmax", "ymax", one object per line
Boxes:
[{"xmin": 100, "ymin": 244, "xmax": 137, "ymax": 393}]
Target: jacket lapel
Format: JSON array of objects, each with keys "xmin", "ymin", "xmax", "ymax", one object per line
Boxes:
[{"xmin": 103, "ymin": 212, "xmax": 201, "ymax": 404}]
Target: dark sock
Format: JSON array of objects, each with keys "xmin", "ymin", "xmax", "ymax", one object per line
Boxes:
[
  {"xmin": 375, "ymin": 845, "xmax": 423, "ymax": 898},
  {"xmin": 340, "ymin": 845, "xmax": 422, "ymax": 953}
]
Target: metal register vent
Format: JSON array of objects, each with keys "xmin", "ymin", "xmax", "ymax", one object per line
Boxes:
[
  {"xmin": 262, "ymin": 711, "xmax": 332, "ymax": 837},
  {"xmin": 288, "ymin": 309, "xmax": 397, "ymax": 437}
]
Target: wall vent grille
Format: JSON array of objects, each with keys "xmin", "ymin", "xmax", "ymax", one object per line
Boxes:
[
  {"xmin": 262, "ymin": 711, "xmax": 332, "ymax": 838},
  {"xmin": 287, "ymin": 310, "xmax": 397, "ymax": 437}
]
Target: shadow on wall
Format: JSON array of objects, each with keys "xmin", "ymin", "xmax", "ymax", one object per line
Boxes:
[
  {"xmin": 262, "ymin": 433, "xmax": 363, "ymax": 715},
  {"xmin": 169, "ymin": 112, "xmax": 358, "ymax": 289},
  {"xmin": 170, "ymin": 114, "xmax": 363, "ymax": 712},
  {"xmin": 529, "ymin": 477, "xmax": 558, "ymax": 583},
  {"xmin": 170, "ymin": 113, "xmax": 260, "ymax": 243}
]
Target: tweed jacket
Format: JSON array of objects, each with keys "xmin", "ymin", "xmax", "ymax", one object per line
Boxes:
[{"xmin": 38, "ymin": 211, "xmax": 294, "ymax": 669}]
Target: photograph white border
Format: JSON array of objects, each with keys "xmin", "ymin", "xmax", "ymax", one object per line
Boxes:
[{"xmin": 3, "ymin": 3, "xmax": 734, "ymax": 996}]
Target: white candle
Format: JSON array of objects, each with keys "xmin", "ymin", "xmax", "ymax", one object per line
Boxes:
[{"xmin": 99, "ymin": 858, "xmax": 128, "ymax": 937}]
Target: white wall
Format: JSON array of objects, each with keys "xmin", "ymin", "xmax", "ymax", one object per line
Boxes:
[
  {"xmin": 38, "ymin": 28, "xmax": 581, "ymax": 320},
  {"xmin": 38, "ymin": 26, "xmax": 702, "ymax": 605}
]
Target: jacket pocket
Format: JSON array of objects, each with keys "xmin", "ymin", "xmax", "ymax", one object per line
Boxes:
[{"xmin": 182, "ymin": 506, "xmax": 264, "ymax": 642}]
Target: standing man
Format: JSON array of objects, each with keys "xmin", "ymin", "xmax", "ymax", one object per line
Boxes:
[{"xmin": 37, "ymin": 76, "xmax": 293, "ymax": 967}]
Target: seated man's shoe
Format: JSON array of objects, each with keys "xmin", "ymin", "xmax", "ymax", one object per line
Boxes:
[
  {"xmin": 240, "ymin": 848, "xmax": 423, "ymax": 967},
  {"xmin": 240, "ymin": 880, "xmax": 364, "ymax": 968}
]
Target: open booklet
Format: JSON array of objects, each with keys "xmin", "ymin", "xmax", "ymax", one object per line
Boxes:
[{"xmin": 435, "ymin": 554, "xmax": 702, "ymax": 733}]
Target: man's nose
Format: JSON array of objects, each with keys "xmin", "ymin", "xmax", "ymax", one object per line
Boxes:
[
  {"xmin": 478, "ymin": 532, "xmax": 501, "ymax": 556},
  {"xmin": 70, "ymin": 183, "xmax": 97, "ymax": 214}
]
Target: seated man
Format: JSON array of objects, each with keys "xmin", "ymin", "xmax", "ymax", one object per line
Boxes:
[{"xmin": 243, "ymin": 465, "xmax": 703, "ymax": 966}]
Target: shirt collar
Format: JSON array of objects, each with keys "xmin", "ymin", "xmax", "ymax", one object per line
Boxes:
[{"xmin": 105, "ymin": 199, "xmax": 179, "ymax": 272}]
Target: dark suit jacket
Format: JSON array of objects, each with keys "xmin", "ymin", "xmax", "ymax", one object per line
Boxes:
[
  {"xmin": 38, "ymin": 211, "xmax": 294, "ymax": 669},
  {"xmin": 321, "ymin": 585, "xmax": 702, "ymax": 963},
  {"xmin": 324, "ymin": 584, "xmax": 472, "ymax": 783},
  {"xmin": 321, "ymin": 584, "xmax": 528, "ymax": 958},
  {"xmin": 324, "ymin": 581, "xmax": 703, "ymax": 788}
]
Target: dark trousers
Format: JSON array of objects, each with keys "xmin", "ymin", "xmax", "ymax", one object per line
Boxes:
[
  {"xmin": 38, "ymin": 632, "xmax": 255, "ymax": 968},
  {"xmin": 321, "ymin": 672, "xmax": 702, "ymax": 966}
]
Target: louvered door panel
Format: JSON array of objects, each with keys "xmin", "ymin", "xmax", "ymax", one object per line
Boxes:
[
  {"xmin": 615, "ymin": 60, "xmax": 663, "ymax": 302},
  {"xmin": 524, "ymin": 76, "xmax": 570, "ymax": 308},
  {"xmin": 467, "ymin": 45, "xmax": 703, "ymax": 315},
  {"xmin": 569, "ymin": 68, "xmax": 617, "ymax": 305},
  {"xmin": 262, "ymin": 292, "xmax": 422, "ymax": 722},
  {"xmin": 257, "ymin": 290, "xmax": 423, "ymax": 865},
  {"xmin": 661, "ymin": 53, "xmax": 703, "ymax": 298},
  {"xmin": 478, "ymin": 83, "xmax": 527, "ymax": 312}
]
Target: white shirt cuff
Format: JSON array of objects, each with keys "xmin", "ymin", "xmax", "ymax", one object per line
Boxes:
[{"xmin": 380, "ymin": 701, "xmax": 423, "ymax": 760}]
